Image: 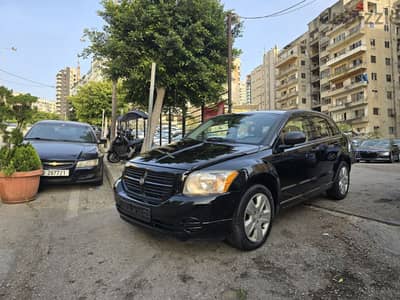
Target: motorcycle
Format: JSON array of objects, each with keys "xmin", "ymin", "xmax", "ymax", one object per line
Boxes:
[{"xmin": 106, "ymin": 110, "xmax": 148, "ymax": 163}]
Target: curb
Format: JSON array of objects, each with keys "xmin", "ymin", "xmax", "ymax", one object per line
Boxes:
[{"xmin": 103, "ymin": 159, "xmax": 122, "ymax": 188}]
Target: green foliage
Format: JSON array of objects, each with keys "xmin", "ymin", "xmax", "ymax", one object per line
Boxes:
[
  {"xmin": 0, "ymin": 144, "xmax": 42, "ymax": 176},
  {"xmin": 0, "ymin": 86, "xmax": 42, "ymax": 176},
  {"xmin": 337, "ymin": 123, "xmax": 353, "ymax": 133},
  {"xmin": 83, "ymin": 0, "xmax": 240, "ymax": 108},
  {"xmin": 31, "ymin": 111, "xmax": 60, "ymax": 124},
  {"xmin": 69, "ymin": 81, "xmax": 128, "ymax": 126}
]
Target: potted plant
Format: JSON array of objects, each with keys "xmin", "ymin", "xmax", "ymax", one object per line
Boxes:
[{"xmin": 0, "ymin": 87, "xmax": 42, "ymax": 204}]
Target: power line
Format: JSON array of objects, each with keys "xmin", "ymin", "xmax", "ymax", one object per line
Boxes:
[
  {"xmin": 239, "ymin": 0, "xmax": 317, "ymax": 20},
  {"xmin": 0, "ymin": 68, "xmax": 55, "ymax": 88},
  {"xmin": 0, "ymin": 77, "xmax": 45, "ymax": 88}
]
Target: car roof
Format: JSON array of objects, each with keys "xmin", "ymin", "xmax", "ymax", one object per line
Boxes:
[
  {"xmin": 235, "ymin": 110, "xmax": 330, "ymax": 118},
  {"xmin": 34, "ymin": 120, "xmax": 92, "ymax": 127}
]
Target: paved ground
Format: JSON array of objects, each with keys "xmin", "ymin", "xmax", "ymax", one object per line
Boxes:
[{"xmin": 0, "ymin": 163, "xmax": 399, "ymax": 300}]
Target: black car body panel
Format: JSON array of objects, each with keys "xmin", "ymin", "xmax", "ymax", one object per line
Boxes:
[
  {"xmin": 114, "ymin": 110, "xmax": 352, "ymax": 239},
  {"xmin": 25, "ymin": 120, "xmax": 103, "ymax": 184}
]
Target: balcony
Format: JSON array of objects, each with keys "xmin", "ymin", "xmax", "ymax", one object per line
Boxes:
[
  {"xmin": 326, "ymin": 12, "xmax": 363, "ymax": 36},
  {"xmin": 311, "ymin": 75, "xmax": 320, "ymax": 82},
  {"xmin": 276, "ymin": 90, "xmax": 298, "ymax": 102},
  {"xmin": 329, "ymin": 62, "xmax": 367, "ymax": 81},
  {"xmin": 276, "ymin": 65, "xmax": 297, "ymax": 78},
  {"xmin": 321, "ymin": 81, "xmax": 368, "ymax": 98},
  {"xmin": 276, "ymin": 77, "xmax": 297, "ymax": 90},
  {"xmin": 343, "ymin": 115, "xmax": 369, "ymax": 124},
  {"xmin": 327, "ymin": 44, "xmax": 367, "ymax": 66},
  {"xmin": 326, "ymin": 26, "xmax": 365, "ymax": 52},
  {"xmin": 346, "ymin": 96, "xmax": 368, "ymax": 108},
  {"xmin": 276, "ymin": 50, "xmax": 299, "ymax": 67}
]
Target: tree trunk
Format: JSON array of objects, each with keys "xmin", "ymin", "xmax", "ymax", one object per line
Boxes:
[
  {"xmin": 141, "ymin": 87, "xmax": 165, "ymax": 153},
  {"xmin": 110, "ymin": 80, "xmax": 117, "ymax": 142}
]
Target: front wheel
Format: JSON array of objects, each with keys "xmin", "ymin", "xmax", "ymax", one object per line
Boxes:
[
  {"xmin": 107, "ymin": 152, "xmax": 120, "ymax": 163},
  {"xmin": 327, "ymin": 161, "xmax": 350, "ymax": 200},
  {"xmin": 227, "ymin": 184, "xmax": 274, "ymax": 251}
]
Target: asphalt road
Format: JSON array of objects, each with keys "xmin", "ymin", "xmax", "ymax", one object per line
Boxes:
[{"xmin": 0, "ymin": 163, "xmax": 399, "ymax": 300}]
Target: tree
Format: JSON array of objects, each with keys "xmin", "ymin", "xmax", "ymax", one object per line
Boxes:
[
  {"xmin": 31, "ymin": 111, "xmax": 60, "ymax": 124},
  {"xmin": 84, "ymin": 0, "xmax": 237, "ymax": 150},
  {"xmin": 69, "ymin": 81, "xmax": 128, "ymax": 126}
]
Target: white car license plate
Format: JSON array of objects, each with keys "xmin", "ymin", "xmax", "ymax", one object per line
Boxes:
[{"xmin": 43, "ymin": 169, "xmax": 70, "ymax": 177}]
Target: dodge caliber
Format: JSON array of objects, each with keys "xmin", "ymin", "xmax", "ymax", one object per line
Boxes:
[
  {"xmin": 25, "ymin": 120, "xmax": 105, "ymax": 185},
  {"xmin": 114, "ymin": 110, "xmax": 352, "ymax": 250}
]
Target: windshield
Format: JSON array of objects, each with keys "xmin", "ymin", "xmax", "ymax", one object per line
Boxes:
[
  {"xmin": 186, "ymin": 113, "xmax": 281, "ymax": 145},
  {"xmin": 25, "ymin": 123, "xmax": 97, "ymax": 143},
  {"xmin": 360, "ymin": 139, "xmax": 390, "ymax": 149}
]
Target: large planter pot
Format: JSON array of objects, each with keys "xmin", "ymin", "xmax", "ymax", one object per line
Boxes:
[{"xmin": 0, "ymin": 169, "xmax": 43, "ymax": 204}]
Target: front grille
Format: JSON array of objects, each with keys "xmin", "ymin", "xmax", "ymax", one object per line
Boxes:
[
  {"xmin": 123, "ymin": 167, "xmax": 178, "ymax": 205},
  {"xmin": 42, "ymin": 161, "xmax": 75, "ymax": 169},
  {"xmin": 359, "ymin": 151, "xmax": 377, "ymax": 159}
]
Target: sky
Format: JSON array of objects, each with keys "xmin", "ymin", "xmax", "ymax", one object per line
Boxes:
[{"xmin": 0, "ymin": 0, "xmax": 338, "ymax": 100}]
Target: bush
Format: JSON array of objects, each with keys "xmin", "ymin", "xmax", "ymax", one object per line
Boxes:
[{"xmin": 0, "ymin": 144, "xmax": 42, "ymax": 176}]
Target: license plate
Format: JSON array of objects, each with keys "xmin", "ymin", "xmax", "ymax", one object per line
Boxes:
[
  {"xmin": 120, "ymin": 201, "xmax": 151, "ymax": 222},
  {"xmin": 43, "ymin": 169, "xmax": 70, "ymax": 177}
]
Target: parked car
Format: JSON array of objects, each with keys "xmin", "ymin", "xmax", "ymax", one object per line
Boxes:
[
  {"xmin": 114, "ymin": 110, "xmax": 352, "ymax": 250},
  {"xmin": 394, "ymin": 139, "xmax": 400, "ymax": 147},
  {"xmin": 25, "ymin": 120, "xmax": 106, "ymax": 185},
  {"xmin": 355, "ymin": 139, "xmax": 400, "ymax": 163}
]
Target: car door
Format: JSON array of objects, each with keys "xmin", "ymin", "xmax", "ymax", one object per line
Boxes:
[
  {"xmin": 270, "ymin": 115, "xmax": 319, "ymax": 204},
  {"xmin": 307, "ymin": 116, "xmax": 341, "ymax": 187}
]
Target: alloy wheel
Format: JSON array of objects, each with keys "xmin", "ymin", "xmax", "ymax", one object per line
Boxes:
[
  {"xmin": 243, "ymin": 193, "xmax": 271, "ymax": 243},
  {"xmin": 338, "ymin": 166, "xmax": 349, "ymax": 195}
]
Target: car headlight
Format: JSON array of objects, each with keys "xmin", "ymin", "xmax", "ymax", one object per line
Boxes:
[
  {"xmin": 379, "ymin": 151, "xmax": 390, "ymax": 156},
  {"xmin": 76, "ymin": 159, "xmax": 99, "ymax": 168},
  {"xmin": 183, "ymin": 170, "xmax": 239, "ymax": 196}
]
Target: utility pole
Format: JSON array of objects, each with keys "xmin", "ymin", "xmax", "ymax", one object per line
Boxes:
[
  {"xmin": 227, "ymin": 11, "xmax": 233, "ymax": 114},
  {"xmin": 110, "ymin": 80, "xmax": 117, "ymax": 141}
]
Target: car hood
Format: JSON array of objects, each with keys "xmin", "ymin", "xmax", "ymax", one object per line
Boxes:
[
  {"xmin": 131, "ymin": 139, "xmax": 260, "ymax": 170},
  {"xmin": 357, "ymin": 146, "xmax": 389, "ymax": 152},
  {"xmin": 27, "ymin": 140, "xmax": 98, "ymax": 161}
]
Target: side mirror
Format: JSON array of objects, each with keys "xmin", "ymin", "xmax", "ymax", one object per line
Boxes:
[
  {"xmin": 283, "ymin": 131, "xmax": 306, "ymax": 146},
  {"xmin": 99, "ymin": 138, "xmax": 107, "ymax": 145}
]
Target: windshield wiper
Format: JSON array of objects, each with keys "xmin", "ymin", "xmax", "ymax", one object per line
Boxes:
[{"xmin": 25, "ymin": 137, "xmax": 56, "ymax": 141}]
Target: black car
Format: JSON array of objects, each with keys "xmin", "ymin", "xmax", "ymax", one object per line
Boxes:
[
  {"xmin": 25, "ymin": 120, "xmax": 105, "ymax": 185},
  {"xmin": 114, "ymin": 110, "xmax": 352, "ymax": 250},
  {"xmin": 355, "ymin": 139, "xmax": 400, "ymax": 163}
]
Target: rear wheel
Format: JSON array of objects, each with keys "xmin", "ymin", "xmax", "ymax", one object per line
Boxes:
[
  {"xmin": 227, "ymin": 184, "xmax": 274, "ymax": 251},
  {"xmin": 107, "ymin": 152, "xmax": 120, "ymax": 163},
  {"xmin": 327, "ymin": 161, "xmax": 350, "ymax": 200}
]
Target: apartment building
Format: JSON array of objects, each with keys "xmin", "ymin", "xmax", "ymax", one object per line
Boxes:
[
  {"xmin": 250, "ymin": 47, "xmax": 279, "ymax": 110},
  {"xmin": 56, "ymin": 66, "xmax": 80, "ymax": 119},
  {"xmin": 32, "ymin": 98, "xmax": 57, "ymax": 114},
  {"xmin": 275, "ymin": 34, "xmax": 310, "ymax": 110},
  {"xmin": 317, "ymin": 0, "xmax": 399, "ymax": 137},
  {"xmin": 245, "ymin": 74, "xmax": 252, "ymax": 104},
  {"xmin": 71, "ymin": 59, "xmax": 104, "ymax": 96}
]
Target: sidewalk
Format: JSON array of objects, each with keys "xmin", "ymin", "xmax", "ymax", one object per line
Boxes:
[{"xmin": 103, "ymin": 159, "xmax": 124, "ymax": 187}]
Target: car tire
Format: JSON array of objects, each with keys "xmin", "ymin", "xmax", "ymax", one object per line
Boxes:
[
  {"xmin": 227, "ymin": 184, "xmax": 274, "ymax": 251},
  {"xmin": 107, "ymin": 152, "xmax": 120, "ymax": 163},
  {"xmin": 327, "ymin": 161, "xmax": 350, "ymax": 201}
]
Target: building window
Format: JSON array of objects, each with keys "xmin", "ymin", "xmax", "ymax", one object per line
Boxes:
[
  {"xmin": 301, "ymin": 73, "xmax": 306, "ymax": 79},
  {"xmin": 386, "ymin": 74, "xmax": 392, "ymax": 82},
  {"xmin": 373, "ymin": 126, "xmax": 380, "ymax": 131},
  {"xmin": 371, "ymin": 72, "xmax": 377, "ymax": 80},
  {"xmin": 302, "ymin": 98, "xmax": 307, "ymax": 104},
  {"xmin": 388, "ymin": 108, "xmax": 394, "ymax": 117},
  {"xmin": 384, "ymin": 24, "xmax": 389, "ymax": 32},
  {"xmin": 385, "ymin": 8, "xmax": 389, "ymax": 15},
  {"xmin": 384, "ymin": 40, "xmax": 390, "ymax": 48},
  {"xmin": 370, "ymin": 39, "xmax": 376, "ymax": 47},
  {"xmin": 389, "ymin": 127, "xmax": 395, "ymax": 134},
  {"xmin": 371, "ymin": 55, "xmax": 376, "ymax": 63},
  {"xmin": 301, "ymin": 60, "xmax": 306, "ymax": 66},
  {"xmin": 387, "ymin": 91, "xmax": 393, "ymax": 99},
  {"xmin": 373, "ymin": 108, "xmax": 379, "ymax": 115},
  {"xmin": 386, "ymin": 58, "xmax": 391, "ymax": 65},
  {"xmin": 369, "ymin": 22, "xmax": 375, "ymax": 28}
]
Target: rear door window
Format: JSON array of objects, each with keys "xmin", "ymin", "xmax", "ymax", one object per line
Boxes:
[{"xmin": 309, "ymin": 116, "xmax": 333, "ymax": 141}]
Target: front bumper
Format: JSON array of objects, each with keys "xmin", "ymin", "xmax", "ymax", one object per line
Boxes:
[
  {"xmin": 114, "ymin": 178, "xmax": 238, "ymax": 239},
  {"xmin": 40, "ymin": 161, "xmax": 103, "ymax": 184}
]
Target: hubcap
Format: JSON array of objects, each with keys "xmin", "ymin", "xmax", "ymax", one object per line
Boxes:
[
  {"xmin": 338, "ymin": 166, "xmax": 349, "ymax": 195},
  {"xmin": 243, "ymin": 193, "xmax": 271, "ymax": 243}
]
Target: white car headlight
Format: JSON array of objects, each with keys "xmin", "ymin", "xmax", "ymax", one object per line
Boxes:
[
  {"xmin": 183, "ymin": 170, "xmax": 239, "ymax": 196},
  {"xmin": 76, "ymin": 159, "xmax": 99, "ymax": 168},
  {"xmin": 379, "ymin": 151, "xmax": 390, "ymax": 156}
]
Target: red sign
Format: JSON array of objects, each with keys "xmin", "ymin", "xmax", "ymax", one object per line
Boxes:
[
  {"xmin": 355, "ymin": 1, "xmax": 363, "ymax": 11},
  {"xmin": 203, "ymin": 101, "xmax": 225, "ymax": 121}
]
